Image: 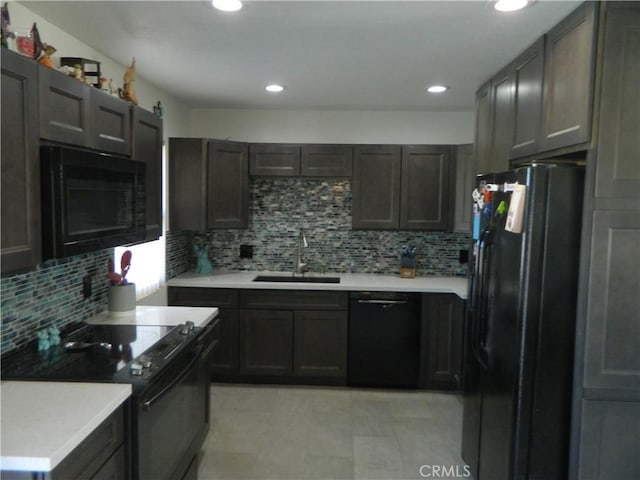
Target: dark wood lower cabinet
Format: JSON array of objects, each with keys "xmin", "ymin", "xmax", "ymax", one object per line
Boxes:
[
  {"xmin": 293, "ymin": 311, "xmax": 347, "ymax": 377},
  {"xmin": 239, "ymin": 309, "xmax": 293, "ymax": 376},
  {"xmin": 2, "ymin": 405, "xmax": 128, "ymax": 480},
  {"xmin": 210, "ymin": 309, "xmax": 239, "ymax": 373},
  {"xmin": 421, "ymin": 293, "xmax": 464, "ymax": 390},
  {"xmin": 168, "ymin": 286, "xmax": 465, "ymax": 389}
]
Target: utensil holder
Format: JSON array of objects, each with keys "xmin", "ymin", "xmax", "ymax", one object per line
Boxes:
[
  {"xmin": 400, "ymin": 267, "xmax": 416, "ymax": 279},
  {"xmin": 108, "ymin": 283, "xmax": 136, "ymax": 315}
]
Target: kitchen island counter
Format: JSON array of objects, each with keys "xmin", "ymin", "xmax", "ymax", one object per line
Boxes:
[
  {"xmin": 168, "ymin": 271, "xmax": 468, "ymax": 299},
  {"xmin": 0, "ymin": 381, "xmax": 131, "ymax": 472},
  {"xmin": 86, "ymin": 305, "xmax": 218, "ymax": 327}
]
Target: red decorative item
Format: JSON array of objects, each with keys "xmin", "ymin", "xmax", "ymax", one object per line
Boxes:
[
  {"xmin": 107, "ymin": 250, "xmax": 132, "ymax": 285},
  {"xmin": 16, "ymin": 34, "xmax": 33, "ymax": 57}
]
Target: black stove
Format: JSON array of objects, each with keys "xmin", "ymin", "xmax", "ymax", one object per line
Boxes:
[
  {"xmin": 2, "ymin": 318, "xmax": 217, "ymax": 480},
  {"xmin": 1, "ymin": 321, "xmax": 201, "ymax": 391}
]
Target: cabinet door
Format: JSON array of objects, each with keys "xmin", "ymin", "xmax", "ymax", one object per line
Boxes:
[
  {"xmin": 594, "ymin": 2, "xmax": 640, "ymax": 200},
  {"xmin": 239, "ymin": 310, "xmax": 293, "ymax": 375},
  {"xmin": 400, "ymin": 145, "xmax": 452, "ymax": 231},
  {"xmin": 132, "ymin": 107, "xmax": 163, "ymax": 241},
  {"xmin": 489, "ymin": 64, "xmax": 513, "ymax": 172},
  {"xmin": 90, "ymin": 88, "xmax": 131, "ymax": 156},
  {"xmin": 39, "ymin": 66, "xmax": 91, "ymax": 147},
  {"xmin": 207, "ymin": 140, "xmax": 248, "ymax": 229},
  {"xmin": 474, "ymin": 81, "xmax": 493, "ymax": 174},
  {"xmin": 249, "ymin": 143, "xmax": 300, "ymax": 176},
  {"xmin": 1, "ymin": 50, "xmax": 41, "ymax": 275},
  {"xmin": 540, "ymin": 1, "xmax": 597, "ymax": 152},
  {"xmin": 300, "ymin": 144, "xmax": 353, "ymax": 177},
  {"xmin": 167, "ymin": 287, "xmax": 240, "ymax": 374},
  {"xmin": 453, "ymin": 144, "xmax": 474, "ymax": 233},
  {"xmin": 352, "ymin": 145, "xmax": 401, "ymax": 229},
  {"xmin": 421, "ymin": 294, "xmax": 464, "ymax": 389},
  {"xmin": 168, "ymin": 138, "xmax": 208, "ymax": 231},
  {"xmin": 583, "ymin": 209, "xmax": 640, "ymax": 392},
  {"xmin": 211, "ymin": 309, "xmax": 240, "ymax": 373},
  {"xmin": 578, "ymin": 400, "xmax": 640, "ymax": 479},
  {"xmin": 293, "ymin": 311, "xmax": 347, "ymax": 378},
  {"xmin": 509, "ymin": 38, "xmax": 544, "ymax": 160}
]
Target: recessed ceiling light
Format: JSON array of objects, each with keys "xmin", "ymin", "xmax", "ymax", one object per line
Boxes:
[
  {"xmin": 265, "ymin": 84, "xmax": 286, "ymax": 93},
  {"xmin": 494, "ymin": 0, "xmax": 529, "ymax": 12},
  {"xmin": 426, "ymin": 85, "xmax": 449, "ymax": 93},
  {"xmin": 212, "ymin": 0, "xmax": 242, "ymax": 12}
]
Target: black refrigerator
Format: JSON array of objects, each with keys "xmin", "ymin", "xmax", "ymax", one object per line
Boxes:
[{"xmin": 461, "ymin": 164, "xmax": 584, "ymax": 480}]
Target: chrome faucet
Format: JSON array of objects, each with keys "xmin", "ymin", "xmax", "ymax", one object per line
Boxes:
[{"xmin": 294, "ymin": 230, "xmax": 309, "ymax": 276}]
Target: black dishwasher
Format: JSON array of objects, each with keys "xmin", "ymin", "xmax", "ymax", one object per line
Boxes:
[{"xmin": 348, "ymin": 291, "xmax": 421, "ymax": 388}]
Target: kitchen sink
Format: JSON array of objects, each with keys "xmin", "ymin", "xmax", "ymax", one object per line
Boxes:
[{"xmin": 253, "ymin": 275, "xmax": 341, "ymax": 284}]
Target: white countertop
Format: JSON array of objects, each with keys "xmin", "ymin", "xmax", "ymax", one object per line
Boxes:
[
  {"xmin": 87, "ymin": 305, "xmax": 218, "ymax": 327},
  {"xmin": 0, "ymin": 381, "xmax": 131, "ymax": 472},
  {"xmin": 168, "ymin": 271, "xmax": 468, "ymax": 299}
]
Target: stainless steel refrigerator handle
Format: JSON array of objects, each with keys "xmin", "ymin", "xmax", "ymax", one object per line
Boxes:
[{"xmin": 141, "ymin": 348, "xmax": 201, "ymax": 410}]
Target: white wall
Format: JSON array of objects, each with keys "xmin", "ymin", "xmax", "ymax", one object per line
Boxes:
[
  {"xmin": 9, "ymin": 2, "xmax": 191, "ymax": 140},
  {"xmin": 189, "ymin": 109, "xmax": 474, "ymax": 144}
]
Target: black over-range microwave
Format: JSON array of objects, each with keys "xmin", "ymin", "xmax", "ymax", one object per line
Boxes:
[{"xmin": 41, "ymin": 145, "xmax": 146, "ymax": 260}]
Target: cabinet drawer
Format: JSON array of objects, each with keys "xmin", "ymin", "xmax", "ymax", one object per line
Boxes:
[
  {"xmin": 90, "ymin": 444, "xmax": 126, "ymax": 480},
  {"xmin": 52, "ymin": 406, "xmax": 125, "ymax": 480},
  {"xmin": 240, "ymin": 290, "xmax": 348, "ymax": 310},
  {"xmin": 168, "ymin": 287, "xmax": 239, "ymax": 308}
]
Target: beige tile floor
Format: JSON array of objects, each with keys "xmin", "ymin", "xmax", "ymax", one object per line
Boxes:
[{"xmin": 197, "ymin": 384, "xmax": 468, "ymax": 480}]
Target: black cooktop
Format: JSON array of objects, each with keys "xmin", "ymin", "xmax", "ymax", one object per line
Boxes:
[{"xmin": 1, "ymin": 323, "xmax": 181, "ymax": 383}]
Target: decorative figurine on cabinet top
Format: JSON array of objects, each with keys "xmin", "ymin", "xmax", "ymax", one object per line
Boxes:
[
  {"xmin": 1, "ymin": 3, "xmax": 14, "ymax": 49},
  {"xmin": 121, "ymin": 57, "xmax": 138, "ymax": 105},
  {"xmin": 153, "ymin": 100, "xmax": 164, "ymax": 117}
]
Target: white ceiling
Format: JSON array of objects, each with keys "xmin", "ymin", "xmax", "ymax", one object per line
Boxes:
[{"xmin": 22, "ymin": 0, "xmax": 582, "ymax": 111}]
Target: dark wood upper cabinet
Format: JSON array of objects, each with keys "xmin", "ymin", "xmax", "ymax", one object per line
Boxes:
[
  {"xmin": 453, "ymin": 144, "xmax": 475, "ymax": 233},
  {"xmin": 39, "ymin": 66, "xmax": 91, "ymax": 147},
  {"xmin": 249, "ymin": 143, "xmax": 300, "ymax": 176},
  {"xmin": 90, "ymin": 88, "xmax": 131, "ymax": 155},
  {"xmin": 352, "ymin": 145, "xmax": 401, "ymax": 229},
  {"xmin": 207, "ymin": 140, "xmax": 249, "ymax": 229},
  {"xmin": 474, "ymin": 81, "xmax": 493, "ymax": 174},
  {"xmin": 132, "ymin": 106, "xmax": 163, "ymax": 240},
  {"xmin": 594, "ymin": 2, "xmax": 640, "ymax": 200},
  {"xmin": 1, "ymin": 50, "xmax": 41, "ymax": 275},
  {"xmin": 488, "ymin": 64, "xmax": 513, "ymax": 173},
  {"xmin": 400, "ymin": 145, "xmax": 452, "ymax": 231},
  {"xmin": 300, "ymin": 144, "xmax": 353, "ymax": 177},
  {"xmin": 540, "ymin": 1, "xmax": 597, "ymax": 152},
  {"xmin": 509, "ymin": 37, "xmax": 545, "ymax": 160},
  {"xmin": 169, "ymin": 138, "xmax": 208, "ymax": 231},
  {"xmin": 169, "ymin": 138, "xmax": 248, "ymax": 231}
]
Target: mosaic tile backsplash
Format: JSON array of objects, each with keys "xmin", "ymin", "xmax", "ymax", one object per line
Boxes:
[
  {"xmin": 1, "ymin": 250, "xmax": 111, "ymax": 354},
  {"xmin": 169, "ymin": 178, "xmax": 470, "ymax": 278}
]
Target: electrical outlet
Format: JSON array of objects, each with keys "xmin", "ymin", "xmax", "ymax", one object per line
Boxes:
[
  {"xmin": 82, "ymin": 274, "xmax": 93, "ymax": 299},
  {"xmin": 240, "ymin": 245, "xmax": 254, "ymax": 259},
  {"xmin": 459, "ymin": 249, "xmax": 469, "ymax": 264}
]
